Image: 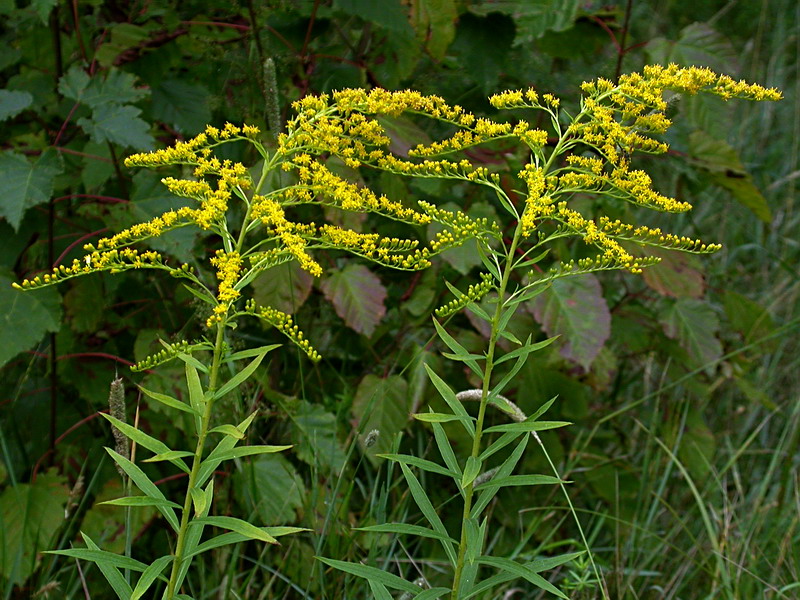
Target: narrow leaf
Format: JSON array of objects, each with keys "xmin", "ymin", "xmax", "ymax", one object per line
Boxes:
[
  {"xmin": 214, "ymin": 350, "xmax": 269, "ymax": 399},
  {"xmin": 432, "ymin": 319, "xmax": 482, "ymax": 377},
  {"xmin": 424, "ymin": 364, "xmax": 475, "ymax": 437},
  {"xmin": 378, "ymin": 453, "xmax": 457, "ymax": 478},
  {"xmin": 477, "ymin": 556, "xmax": 568, "ymax": 598},
  {"xmin": 356, "ymin": 523, "xmax": 457, "ymax": 543},
  {"xmin": 207, "ymin": 424, "xmax": 245, "ymax": 439},
  {"xmin": 461, "ymin": 456, "xmax": 482, "ymax": 489},
  {"xmin": 316, "ymin": 557, "xmax": 421, "ymax": 593},
  {"xmin": 473, "ymin": 475, "xmax": 563, "ymax": 491},
  {"xmin": 483, "ymin": 421, "xmax": 571, "ymax": 434},
  {"xmin": 191, "ymin": 516, "xmax": 278, "ymax": 544},
  {"xmin": 138, "ymin": 386, "xmax": 200, "ymax": 416},
  {"xmin": 130, "ymin": 555, "xmax": 172, "ymax": 600},
  {"xmin": 101, "ymin": 413, "xmax": 191, "ymax": 474},
  {"xmin": 412, "ymin": 412, "xmax": 473, "ymax": 424},
  {"xmin": 98, "ymin": 496, "xmax": 181, "ymax": 510}
]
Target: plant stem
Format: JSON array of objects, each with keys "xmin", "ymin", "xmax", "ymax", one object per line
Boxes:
[
  {"xmin": 450, "ymin": 226, "xmax": 523, "ymax": 598},
  {"xmin": 165, "ymin": 323, "xmax": 226, "ymax": 599}
]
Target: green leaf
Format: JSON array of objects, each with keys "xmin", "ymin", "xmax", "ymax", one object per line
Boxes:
[
  {"xmin": 472, "ymin": 436, "xmax": 528, "ymax": 518},
  {"xmin": 150, "ymin": 79, "xmax": 212, "ymax": 135},
  {"xmin": 0, "ymin": 148, "xmax": 62, "ymax": 230},
  {"xmin": 688, "ymin": 130, "xmax": 771, "ymax": 222},
  {"xmin": 131, "ymin": 554, "xmax": 173, "ymax": 600},
  {"xmin": 142, "ymin": 450, "xmax": 195, "ymax": 465},
  {"xmin": 464, "ymin": 552, "xmax": 584, "ymax": 599},
  {"xmin": 368, "ymin": 580, "xmax": 395, "ymax": 600},
  {"xmin": 290, "ymin": 400, "xmax": 347, "ymax": 472},
  {"xmin": 424, "ymin": 363, "xmax": 475, "ymax": 437},
  {"xmin": 252, "ymin": 261, "xmax": 314, "ymax": 314},
  {"xmin": 78, "ymin": 104, "xmax": 154, "ymax": 150},
  {"xmin": 0, "ymin": 273, "xmax": 61, "ymax": 368},
  {"xmin": 409, "ymin": 0, "xmax": 457, "ymax": 59},
  {"xmin": 352, "ymin": 374, "xmax": 409, "ymax": 463},
  {"xmin": 321, "ymin": 264, "xmax": 387, "ymax": 337},
  {"xmin": 494, "ymin": 335, "xmax": 556, "ymax": 365},
  {"xmin": 190, "ymin": 516, "xmax": 278, "ymax": 544},
  {"xmin": 48, "ymin": 547, "xmax": 149, "ymax": 572},
  {"xmin": 0, "ymin": 471, "xmax": 67, "ymax": 585},
  {"xmin": 399, "ymin": 463, "xmax": 457, "ymax": 566},
  {"xmin": 723, "ymin": 290, "xmax": 775, "ymax": 346},
  {"xmin": 647, "ymin": 22, "xmax": 738, "ymax": 73},
  {"xmin": 185, "ymin": 527, "xmax": 307, "ymax": 559},
  {"xmin": 78, "ymin": 532, "xmax": 133, "ymax": 600},
  {"xmin": 416, "ymin": 589, "xmax": 451, "ymax": 599},
  {"xmin": 138, "ymin": 385, "xmax": 200, "ymax": 416},
  {"xmin": 432, "ymin": 320, "xmax": 483, "ymax": 378},
  {"xmin": 461, "ymin": 456, "xmax": 482, "ymax": 488},
  {"xmin": 0, "ymin": 89, "xmax": 33, "ymax": 121},
  {"xmin": 477, "ymin": 556, "xmax": 568, "ymax": 598},
  {"xmin": 184, "ymin": 361, "xmax": 205, "ymax": 428},
  {"xmin": 31, "ymin": 0, "xmax": 57, "ymax": 23},
  {"xmin": 450, "ymin": 13, "xmax": 515, "ymax": 92},
  {"xmin": 189, "ymin": 487, "xmax": 207, "ymax": 516},
  {"xmin": 432, "ymin": 422, "xmax": 462, "ymax": 478},
  {"xmin": 335, "ymin": 0, "xmax": 414, "ymax": 34},
  {"xmin": 473, "ymin": 474, "xmax": 563, "ymax": 491},
  {"xmin": 661, "ymin": 298, "xmax": 723, "ymax": 368},
  {"xmin": 412, "ymin": 412, "xmax": 473, "ymax": 424},
  {"xmin": 356, "ymin": 523, "xmax": 457, "ymax": 543},
  {"xmin": 98, "ymin": 496, "xmax": 182, "ymax": 510},
  {"xmin": 483, "ymin": 421, "xmax": 571, "ymax": 434},
  {"xmin": 214, "ymin": 349, "xmax": 272, "ymax": 399},
  {"xmin": 377, "ymin": 116, "xmax": 432, "ymax": 157},
  {"xmin": 195, "ymin": 413, "xmax": 258, "ymax": 487},
  {"xmin": 100, "ymin": 413, "xmax": 190, "ymax": 473},
  {"xmin": 316, "ymin": 556, "xmax": 422, "ymax": 593},
  {"xmin": 205, "ymin": 444, "xmax": 292, "ymax": 463},
  {"xmin": 59, "ymin": 65, "xmax": 149, "ymax": 108},
  {"xmin": 234, "ymin": 454, "xmax": 305, "ymax": 525},
  {"xmin": 470, "ymin": 0, "xmax": 579, "ymax": 43},
  {"xmin": 105, "ymin": 448, "xmax": 180, "ymax": 532},
  {"xmin": 531, "ymin": 274, "xmax": 610, "ymax": 371},
  {"xmin": 207, "ymin": 424, "xmax": 245, "ymax": 439},
  {"xmin": 378, "ymin": 453, "xmax": 456, "ymax": 478}
]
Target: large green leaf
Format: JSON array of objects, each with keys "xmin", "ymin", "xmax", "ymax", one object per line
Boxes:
[
  {"xmin": 351, "ymin": 374, "xmax": 408, "ymax": 462},
  {"xmin": 252, "ymin": 261, "xmax": 314, "ymax": 314},
  {"xmin": 0, "ymin": 471, "xmax": 68, "ymax": 586},
  {"xmin": 530, "ymin": 274, "xmax": 610, "ymax": 371},
  {"xmin": 290, "ymin": 400, "xmax": 346, "ymax": 472},
  {"xmin": 150, "ymin": 79, "xmax": 212, "ymax": 135},
  {"xmin": 59, "ymin": 65, "xmax": 149, "ymax": 108},
  {"xmin": 689, "ymin": 130, "xmax": 771, "ymax": 222},
  {"xmin": 661, "ymin": 298, "xmax": 722, "ymax": 368},
  {"xmin": 0, "ymin": 272, "xmax": 61, "ymax": 368},
  {"xmin": 0, "ymin": 89, "xmax": 32, "ymax": 121},
  {"xmin": 409, "ymin": 0, "xmax": 457, "ymax": 59},
  {"xmin": 647, "ymin": 22, "xmax": 738, "ymax": 73},
  {"xmin": 234, "ymin": 454, "xmax": 305, "ymax": 525},
  {"xmin": 0, "ymin": 148, "xmax": 62, "ymax": 230},
  {"xmin": 320, "ymin": 264, "xmax": 387, "ymax": 337},
  {"xmin": 469, "ymin": 0, "xmax": 579, "ymax": 44},
  {"xmin": 334, "ymin": 0, "xmax": 414, "ymax": 34},
  {"xmin": 78, "ymin": 104, "xmax": 154, "ymax": 150}
]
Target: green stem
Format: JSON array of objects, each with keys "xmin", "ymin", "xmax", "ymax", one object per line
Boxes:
[
  {"xmin": 450, "ymin": 226, "xmax": 523, "ymax": 599},
  {"xmin": 165, "ymin": 323, "xmax": 226, "ymax": 600}
]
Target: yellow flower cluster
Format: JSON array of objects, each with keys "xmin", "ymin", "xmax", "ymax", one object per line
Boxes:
[
  {"xmin": 244, "ymin": 300, "xmax": 320, "ymax": 362},
  {"xmin": 208, "ymin": 250, "xmax": 242, "ymax": 324},
  {"xmin": 318, "ymin": 225, "xmax": 432, "ymax": 270},
  {"xmin": 489, "ymin": 88, "xmax": 543, "ymax": 110},
  {"xmin": 597, "ymin": 217, "xmax": 721, "ymax": 253},
  {"xmin": 15, "ymin": 248, "xmax": 169, "ymax": 289}
]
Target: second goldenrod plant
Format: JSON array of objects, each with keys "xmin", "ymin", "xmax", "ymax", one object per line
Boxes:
[{"xmin": 15, "ymin": 64, "xmax": 779, "ymax": 599}]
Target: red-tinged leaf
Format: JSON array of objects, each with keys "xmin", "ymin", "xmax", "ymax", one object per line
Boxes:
[
  {"xmin": 320, "ymin": 264, "xmax": 387, "ymax": 336},
  {"xmin": 530, "ymin": 274, "xmax": 610, "ymax": 371},
  {"xmin": 252, "ymin": 259, "xmax": 314, "ymax": 314},
  {"xmin": 641, "ymin": 248, "xmax": 705, "ymax": 299}
]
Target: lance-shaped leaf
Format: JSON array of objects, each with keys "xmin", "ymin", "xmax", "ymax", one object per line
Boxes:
[
  {"xmin": 101, "ymin": 413, "xmax": 190, "ymax": 474},
  {"xmin": 321, "ymin": 264, "xmax": 387, "ymax": 337},
  {"xmin": 185, "ymin": 527, "xmax": 307, "ymax": 559},
  {"xmin": 99, "ymin": 496, "xmax": 181, "ymax": 510},
  {"xmin": 105, "ymin": 448, "xmax": 180, "ymax": 532},
  {"xmin": 378, "ymin": 453, "xmax": 457, "ymax": 478},
  {"xmin": 464, "ymin": 552, "xmax": 584, "ymax": 599},
  {"xmin": 138, "ymin": 386, "xmax": 200, "ymax": 416},
  {"xmin": 213, "ymin": 348, "xmax": 273, "ymax": 399},
  {"xmin": 190, "ymin": 516, "xmax": 278, "ymax": 544},
  {"xmin": 356, "ymin": 523, "xmax": 457, "ymax": 544},
  {"xmin": 131, "ymin": 554, "xmax": 173, "ymax": 600},
  {"xmin": 476, "ymin": 556, "xmax": 568, "ymax": 599},
  {"xmin": 424, "ymin": 363, "xmax": 475, "ymax": 437},
  {"xmin": 316, "ymin": 557, "xmax": 423, "ymax": 594}
]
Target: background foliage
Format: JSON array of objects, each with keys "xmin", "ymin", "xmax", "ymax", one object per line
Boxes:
[{"xmin": 1, "ymin": 0, "xmax": 798, "ymax": 598}]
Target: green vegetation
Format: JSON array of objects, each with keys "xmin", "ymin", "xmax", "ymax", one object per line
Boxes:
[{"xmin": 0, "ymin": 1, "xmax": 797, "ymax": 599}]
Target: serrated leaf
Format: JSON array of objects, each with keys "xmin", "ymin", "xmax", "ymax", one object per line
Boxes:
[
  {"xmin": 0, "ymin": 471, "xmax": 67, "ymax": 585},
  {"xmin": 321, "ymin": 264, "xmax": 387, "ymax": 336},
  {"xmin": 234, "ymin": 454, "xmax": 305, "ymax": 525},
  {"xmin": 78, "ymin": 104, "xmax": 154, "ymax": 150},
  {"xmin": 470, "ymin": 0, "xmax": 579, "ymax": 43},
  {"xmin": 531, "ymin": 274, "xmax": 610, "ymax": 371},
  {"xmin": 30, "ymin": 0, "xmax": 57, "ymax": 23},
  {"xmin": 151, "ymin": 79, "xmax": 211, "ymax": 135},
  {"xmin": 641, "ymin": 247, "xmax": 705, "ymax": 299},
  {"xmin": 647, "ymin": 22, "xmax": 738, "ymax": 73},
  {"xmin": 252, "ymin": 261, "xmax": 314, "ymax": 314},
  {"xmin": 290, "ymin": 400, "xmax": 346, "ymax": 472},
  {"xmin": 0, "ymin": 89, "xmax": 33, "ymax": 121},
  {"xmin": 661, "ymin": 298, "xmax": 722, "ymax": 367},
  {"xmin": 0, "ymin": 273, "xmax": 61, "ymax": 368},
  {"xmin": 316, "ymin": 556, "xmax": 423, "ymax": 593},
  {"xmin": 0, "ymin": 148, "xmax": 62, "ymax": 230},
  {"xmin": 59, "ymin": 66, "xmax": 149, "ymax": 108},
  {"xmin": 352, "ymin": 374, "xmax": 408, "ymax": 462}
]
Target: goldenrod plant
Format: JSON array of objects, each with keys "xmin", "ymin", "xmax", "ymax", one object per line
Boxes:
[{"xmin": 15, "ymin": 65, "xmax": 779, "ymax": 599}]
